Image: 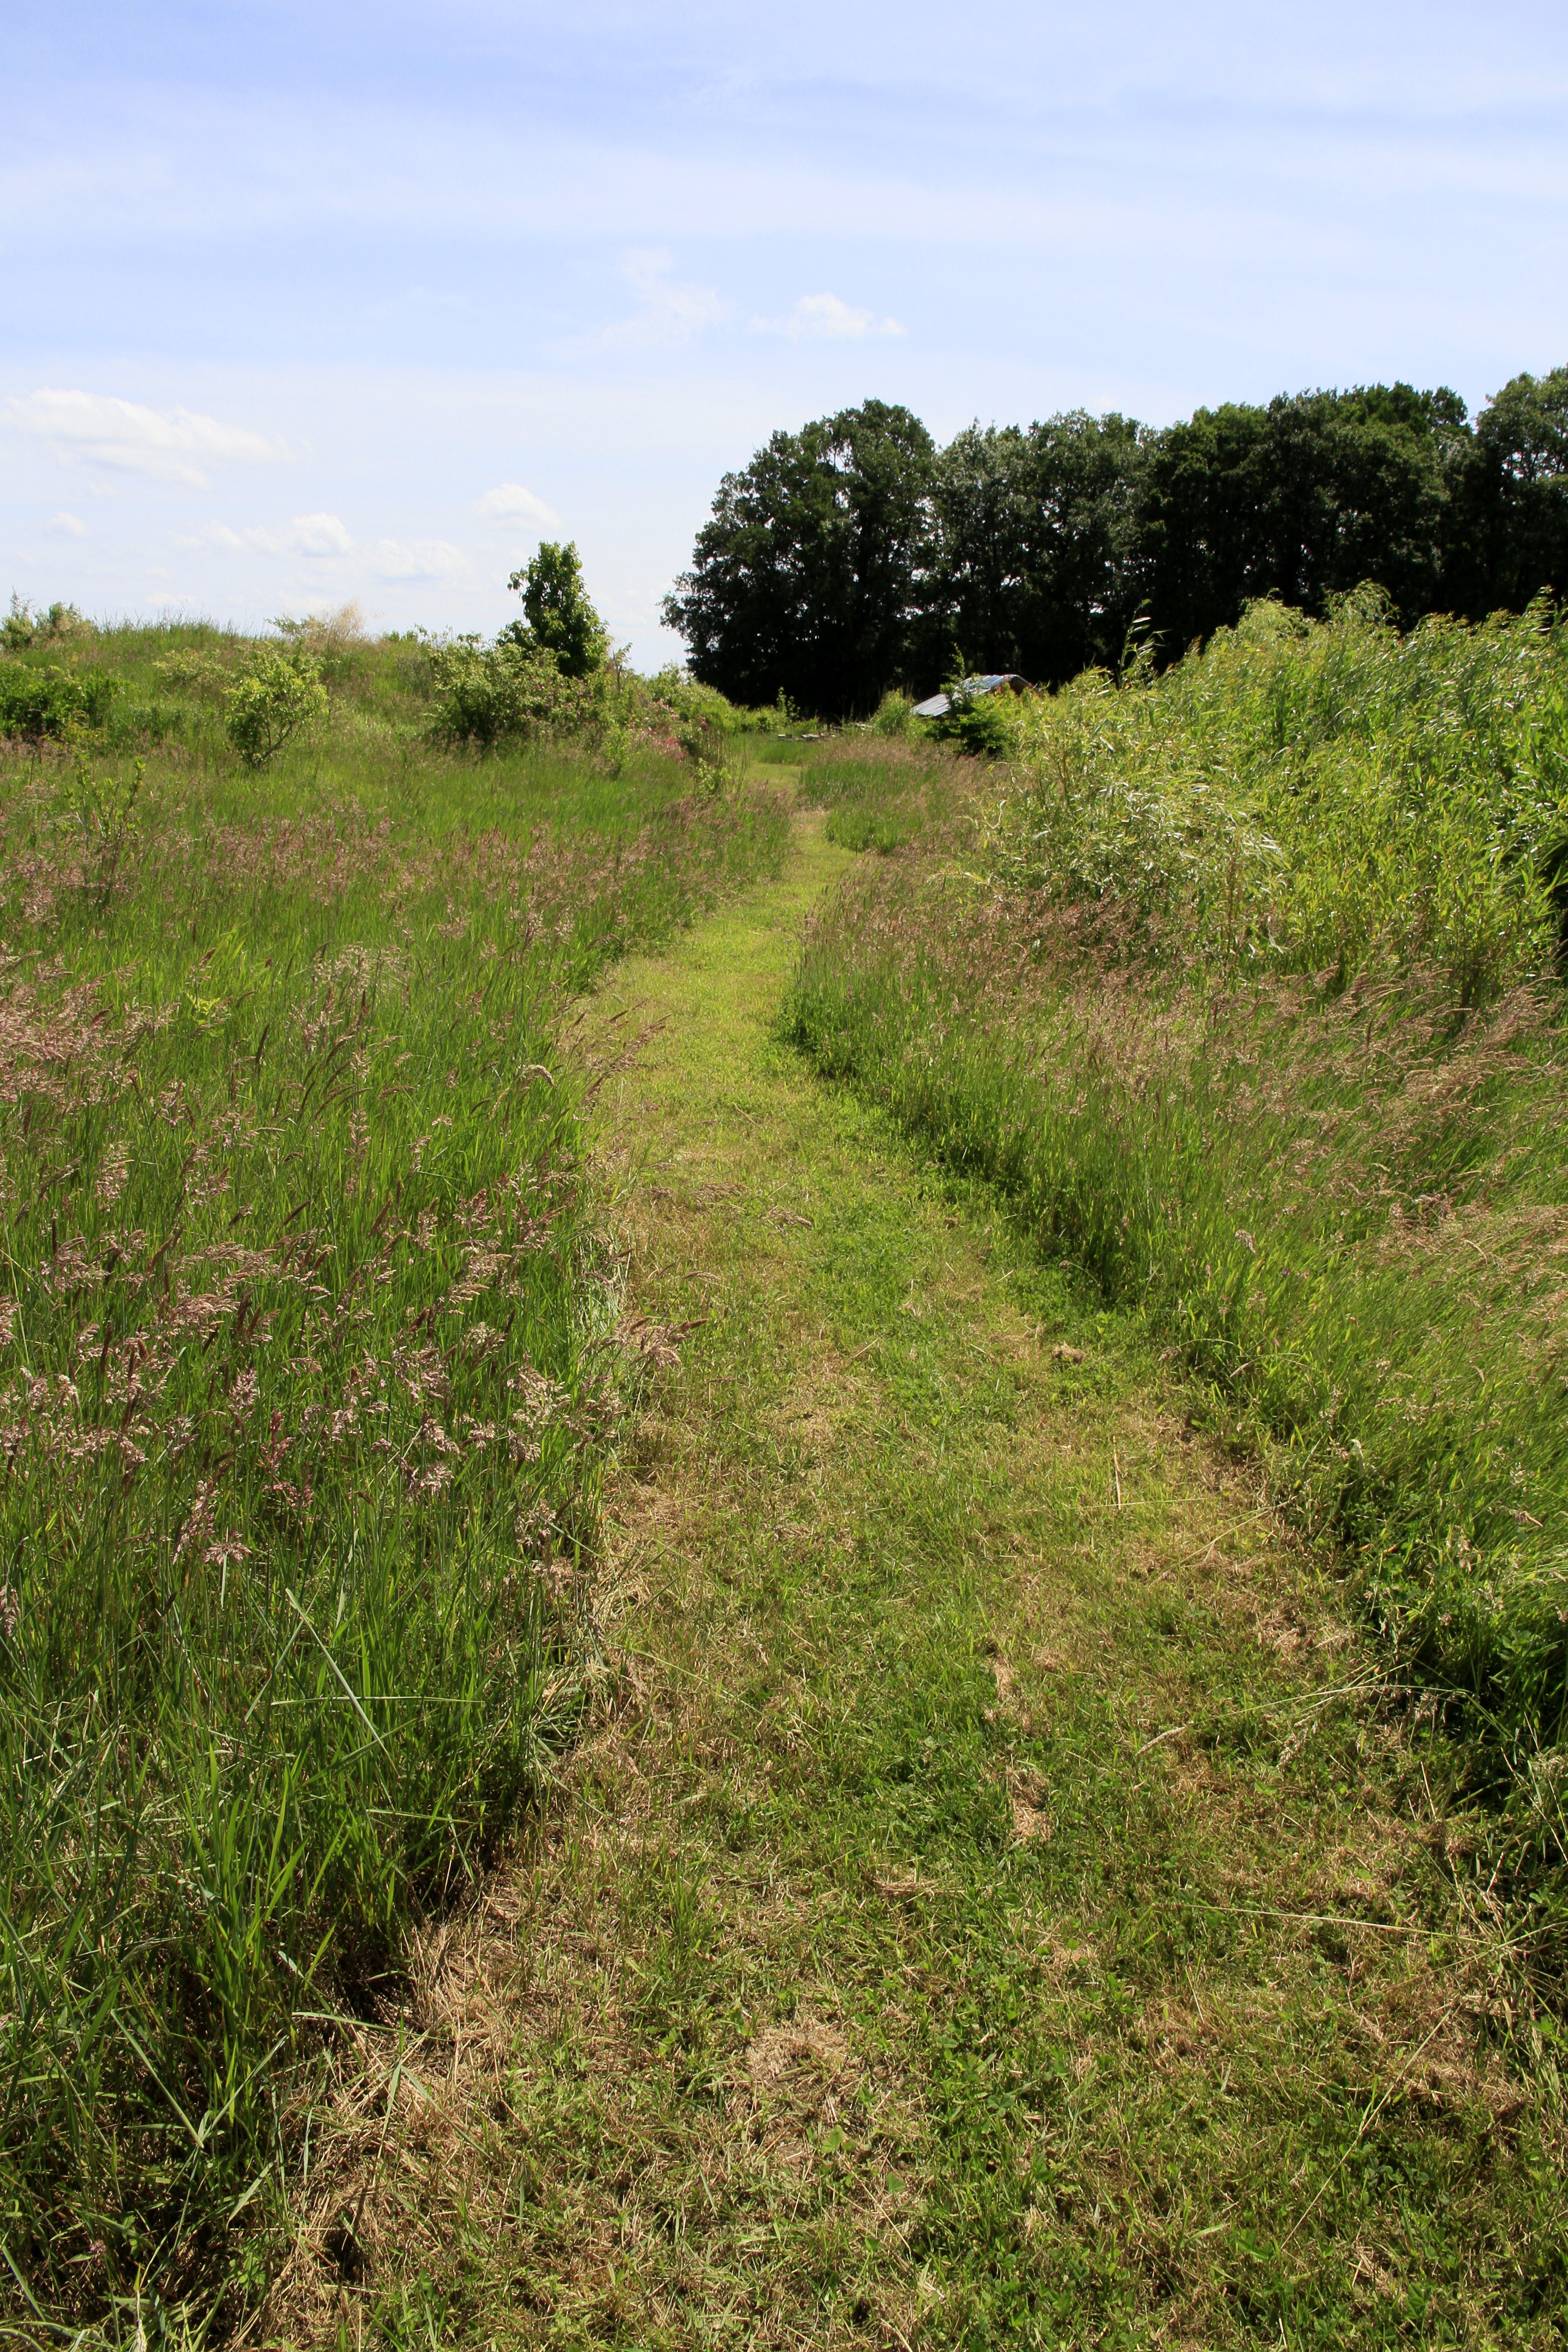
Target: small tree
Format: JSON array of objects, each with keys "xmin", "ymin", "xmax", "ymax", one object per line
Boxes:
[
  {"xmin": 225, "ymin": 647, "xmax": 328, "ymax": 768},
  {"xmin": 505, "ymin": 542, "xmax": 608, "ymax": 678}
]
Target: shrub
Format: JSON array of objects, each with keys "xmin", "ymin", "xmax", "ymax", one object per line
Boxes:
[
  {"xmin": 676, "ymin": 714, "xmax": 734, "ymax": 790},
  {"xmin": 427, "ymin": 637, "xmax": 600, "ymax": 749},
  {"xmin": 1, "ymin": 597, "xmax": 90, "ymax": 653},
  {"xmin": 224, "ymin": 646, "xmax": 329, "ymax": 768},
  {"xmin": 59, "ymin": 748, "xmax": 142, "ymax": 906},
  {"xmin": 870, "ymin": 688, "xmax": 914, "ymax": 737},
  {"xmin": 153, "ymin": 649, "xmax": 240, "ymax": 703},
  {"xmin": 648, "ymin": 665, "xmax": 779, "ymax": 736},
  {"xmin": 0, "ymin": 662, "xmax": 118, "ymax": 740},
  {"xmin": 941, "ymin": 688, "xmax": 1014, "ymax": 759}
]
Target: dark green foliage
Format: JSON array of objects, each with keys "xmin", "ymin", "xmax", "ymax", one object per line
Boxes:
[
  {"xmin": 505, "ymin": 541, "xmax": 609, "ymax": 678},
  {"xmin": 1450, "ymin": 368, "xmax": 1568, "ymax": 617},
  {"xmin": 929, "ymin": 677, "xmax": 1017, "ymax": 759},
  {"xmin": 922, "ymin": 411, "xmax": 1146, "ymax": 684},
  {"xmin": 665, "ymin": 371, "xmax": 1568, "ymax": 708},
  {"xmin": 1136, "ymin": 384, "xmax": 1468, "ymax": 647},
  {"xmin": 661, "ymin": 400, "xmax": 936, "ymax": 718}
]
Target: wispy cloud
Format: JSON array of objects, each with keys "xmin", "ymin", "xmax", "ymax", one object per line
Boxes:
[
  {"xmin": 371, "ymin": 538, "xmax": 468, "ymax": 582},
  {"xmin": 475, "ymin": 482, "xmax": 559, "ymax": 527},
  {"xmin": 185, "ymin": 513, "xmax": 353, "ymax": 558},
  {"xmin": 751, "ymin": 292, "xmax": 906, "ymax": 342},
  {"xmin": 7, "ymin": 389, "xmax": 287, "ymax": 488},
  {"xmin": 48, "ymin": 510, "xmax": 89, "ymax": 537},
  {"xmin": 590, "ymin": 250, "xmax": 728, "ymax": 351}
]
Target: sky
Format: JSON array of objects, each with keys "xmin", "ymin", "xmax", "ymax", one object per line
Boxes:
[{"xmin": 3, "ymin": 0, "xmax": 1567, "ymax": 667}]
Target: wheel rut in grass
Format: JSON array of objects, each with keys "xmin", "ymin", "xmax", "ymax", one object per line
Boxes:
[{"xmin": 284, "ymin": 806, "xmax": 1564, "ymax": 2350}]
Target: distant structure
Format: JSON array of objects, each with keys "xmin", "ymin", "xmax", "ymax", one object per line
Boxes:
[{"xmin": 911, "ymin": 672, "xmax": 1029, "ymax": 719}]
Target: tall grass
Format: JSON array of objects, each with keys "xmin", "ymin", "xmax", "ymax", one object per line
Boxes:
[
  {"xmin": 991, "ymin": 589, "xmax": 1568, "ymax": 1002},
  {"xmin": 794, "ymin": 735, "xmax": 959, "ymax": 855},
  {"xmin": 785, "ymin": 596, "xmax": 1568, "ymax": 1929},
  {"xmin": 0, "ymin": 632, "xmax": 789, "ymax": 2333}
]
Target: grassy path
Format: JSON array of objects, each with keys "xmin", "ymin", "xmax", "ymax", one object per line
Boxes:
[{"xmin": 294, "ymin": 808, "xmax": 1563, "ymax": 2351}]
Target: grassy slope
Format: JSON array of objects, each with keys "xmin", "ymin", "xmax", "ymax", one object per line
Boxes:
[{"xmin": 294, "ymin": 804, "xmax": 1566, "ymax": 2352}]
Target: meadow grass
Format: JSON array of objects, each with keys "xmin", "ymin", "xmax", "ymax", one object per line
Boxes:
[
  {"xmin": 0, "ymin": 632, "xmax": 788, "ymax": 2336},
  {"xmin": 320, "ymin": 808, "xmax": 1566, "ymax": 2351},
  {"xmin": 784, "ymin": 601, "xmax": 1568, "ymax": 1946},
  {"xmin": 793, "ymin": 736, "xmax": 955, "ymax": 858}
]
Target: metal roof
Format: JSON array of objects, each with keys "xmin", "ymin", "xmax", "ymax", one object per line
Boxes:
[{"xmin": 911, "ymin": 672, "xmax": 1028, "ymax": 719}]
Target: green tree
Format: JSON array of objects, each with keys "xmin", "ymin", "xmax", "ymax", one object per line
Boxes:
[
  {"xmin": 1134, "ymin": 385, "xmax": 1464, "ymax": 649},
  {"xmin": 1445, "ymin": 368, "xmax": 1568, "ymax": 615},
  {"xmin": 505, "ymin": 541, "xmax": 608, "ymax": 677},
  {"xmin": 662, "ymin": 400, "xmax": 936, "ymax": 718},
  {"xmin": 923, "ymin": 412, "xmax": 1146, "ymax": 686}
]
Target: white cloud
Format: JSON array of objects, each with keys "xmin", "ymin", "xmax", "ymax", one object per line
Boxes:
[
  {"xmin": 475, "ymin": 481, "xmax": 560, "ymax": 527},
  {"xmin": 291, "ymin": 511, "xmax": 353, "ymax": 557},
  {"xmin": 751, "ymin": 292, "xmax": 907, "ymax": 341},
  {"xmin": 590, "ymin": 249, "xmax": 728, "ymax": 351},
  {"xmin": 5, "ymin": 388, "xmax": 286, "ymax": 487},
  {"xmin": 48, "ymin": 510, "xmax": 88, "ymax": 537},
  {"xmin": 183, "ymin": 513, "xmax": 353, "ymax": 558},
  {"xmin": 371, "ymin": 538, "xmax": 468, "ymax": 582}
]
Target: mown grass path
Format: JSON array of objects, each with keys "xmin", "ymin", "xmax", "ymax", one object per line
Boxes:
[{"xmin": 299, "ymin": 804, "xmax": 1564, "ymax": 2352}]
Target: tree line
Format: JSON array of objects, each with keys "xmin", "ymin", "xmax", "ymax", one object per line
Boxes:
[{"xmin": 661, "ymin": 370, "xmax": 1568, "ymax": 717}]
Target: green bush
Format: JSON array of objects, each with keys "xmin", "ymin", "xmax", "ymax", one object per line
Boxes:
[
  {"xmin": 224, "ymin": 647, "xmax": 329, "ymax": 768},
  {"xmin": 941, "ymin": 689, "xmax": 1014, "ymax": 758},
  {"xmin": 676, "ymin": 713, "xmax": 735, "ymax": 790},
  {"xmin": 0, "ymin": 662, "xmax": 119, "ymax": 740},
  {"xmin": 2, "ymin": 597, "xmax": 91, "ymax": 654},
  {"xmin": 58, "ymin": 748, "xmax": 143, "ymax": 906},
  {"xmin": 870, "ymin": 687, "xmax": 915, "ymax": 738},
  {"xmin": 427, "ymin": 637, "xmax": 602, "ymax": 748}
]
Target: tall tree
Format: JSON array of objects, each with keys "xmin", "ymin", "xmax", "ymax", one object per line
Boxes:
[
  {"xmin": 663, "ymin": 372, "xmax": 1568, "ymax": 713},
  {"xmin": 1136, "ymin": 387, "xmax": 1461, "ymax": 649},
  {"xmin": 662, "ymin": 402, "xmax": 935, "ymax": 717},
  {"xmin": 920, "ymin": 413, "xmax": 1146, "ymax": 686},
  {"xmin": 1445, "ymin": 369, "xmax": 1568, "ymax": 614}
]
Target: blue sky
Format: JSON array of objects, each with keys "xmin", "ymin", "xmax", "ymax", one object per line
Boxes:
[{"xmin": 4, "ymin": 0, "xmax": 1566, "ymax": 665}]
